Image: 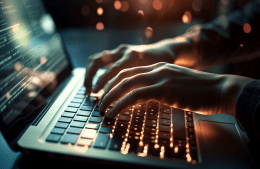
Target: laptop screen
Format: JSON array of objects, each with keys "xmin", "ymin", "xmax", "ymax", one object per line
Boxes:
[{"xmin": 0, "ymin": 0, "xmax": 71, "ymax": 142}]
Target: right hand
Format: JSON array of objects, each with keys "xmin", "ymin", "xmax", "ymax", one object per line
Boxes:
[{"xmin": 84, "ymin": 43, "xmax": 176, "ymax": 95}]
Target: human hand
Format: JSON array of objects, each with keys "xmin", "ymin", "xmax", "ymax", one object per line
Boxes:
[
  {"xmin": 84, "ymin": 43, "xmax": 176, "ymax": 95},
  {"xmin": 98, "ymin": 62, "xmax": 254, "ymax": 119}
]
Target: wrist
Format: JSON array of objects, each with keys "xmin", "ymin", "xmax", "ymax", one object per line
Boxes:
[{"xmin": 220, "ymin": 75, "xmax": 254, "ymax": 117}]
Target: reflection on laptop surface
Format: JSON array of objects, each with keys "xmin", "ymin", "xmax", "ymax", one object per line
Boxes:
[{"xmin": 0, "ymin": 0, "xmax": 258, "ymax": 168}]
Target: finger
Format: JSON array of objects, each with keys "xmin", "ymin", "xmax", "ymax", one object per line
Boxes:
[
  {"xmin": 84, "ymin": 50, "xmax": 117, "ymax": 94},
  {"xmin": 105, "ymin": 84, "xmax": 160, "ymax": 119},
  {"xmin": 92, "ymin": 58, "xmax": 129, "ymax": 93},
  {"xmin": 99, "ymin": 72, "xmax": 155, "ymax": 113},
  {"xmin": 100, "ymin": 65, "xmax": 154, "ymax": 103}
]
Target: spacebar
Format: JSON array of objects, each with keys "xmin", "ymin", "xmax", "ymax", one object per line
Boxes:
[{"xmin": 172, "ymin": 108, "xmax": 186, "ymax": 140}]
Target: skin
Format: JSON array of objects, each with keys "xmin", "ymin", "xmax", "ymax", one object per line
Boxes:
[{"xmin": 84, "ymin": 37, "xmax": 254, "ymax": 119}]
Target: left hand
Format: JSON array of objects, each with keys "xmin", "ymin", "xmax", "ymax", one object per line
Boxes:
[{"xmin": 98, "ymin": 62, "xmax": 253, "ymax": 119}]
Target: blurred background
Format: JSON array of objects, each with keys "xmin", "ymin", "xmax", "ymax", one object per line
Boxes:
[{"xmin": 41, "ymin": 0, "xmax": 253, "ymax": 71}]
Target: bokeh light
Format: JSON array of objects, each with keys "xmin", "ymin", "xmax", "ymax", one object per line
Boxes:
[
  {"xmin": 182, "ymin": 11, "xmax": 192, "ymax": 24},
  {"xmin": 97, "ymin": 7, "xmax": 104, "ymax": 15},
  {"xmin": 96, "ymin": 22, "xmax": 104, "ymax": 31},
  {"xmin": 138, "ymin": 10, "xmax": 144, "ymax": 16},
  {"xmin": 221, "ymin": 0, "xmax": 229, "ymax": 5},
  {"xmin": 114, "ymin": 1, "xmax": 122, "ymax": 10},
  {"xmin": 14, "ymin": 62, "xmax": 22, "ymax": 71},
  {"xmin": 121, "ymin": 1, "xmax": 129, "ymax": 12},
  {"xmin": 243, "ymin": 23, "xmax": 251, "ymax": 34},
  {"xmin": 12, "ymin": 24, "xmax": 20, "ymax": 32},
  {"xmin": 95, "ymin": 0, "xmax": 103, "ymax": 3},
  {"xmin": 152, "ymin": 0, "xmax": 163, "ymax": 11},
  {"xmin": 144, "ymin": 27, "xmax": 153, "ymax": 39},
  {"xmin": 40, "ymin": 56, "xmax": 47, "ymax": 64}
]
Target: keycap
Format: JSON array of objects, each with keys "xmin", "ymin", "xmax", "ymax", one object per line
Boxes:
[
  {"xmin": 83, "ymin": 101, "xmax": 95, "ymax": 106},
  {"xmin": 65, "ymin": 107, "xmax": 77, "ymax": 113},
  {"xmin": 74, "ymin": 95, "xmax": 85, "ymax": 99},
  {"xmin": 159, "ymin": 119, "xmax": 171, "ymax": 126},
  {"xmin": 188, "ymin": 133, "xmax": 196, "ymax": 140},
  {"xmin": 61, "ymin": 134, "xmax": 78, "ymax": 144},
  {"xmin": 85, "ymin": 123, "xmax": 100, "ymax": 130},
  {"xmin": 120, "ymin": 109, "xmax": 132, "ymax": 116},
  {"xmin": 133, "ymin": 109, "xmax": 145, "ymax": 116},
  {"xmin": 78, "ymin": 138, "xmax": 92, "ymax": 147},
  {"xmin": 80, "ymin": 106, "xmax": 93, "ymax": 111},
  {"xmin": 109, "ymin": 135, "xmax": 125, "ymax": 151},
  {"xmin": 114, "ymin": 127, "xmax": 128, "ymax": 135},
  {"xmin": 145, "ymin": 119, "xmax": 157, "ymax": 128},
  {"xmin": 130, "ymin": 123, "xmax": 142, "ymax": 132},
  {"xmin": 70, "ymin": 121, "xmax": 85, "ymax": 128},
  {"xmin": 67, "ymin": 127, "xmax": 82, "ymax": 134},
  {"xmin": 159, "ymin": 125, "xmax": 171, "ymax": 133},
  {"xmin": 77, "ymin": 110, "xmax": 91, "ymax": 117},
  {"xmin": 160, "ymin": 113, "xmax": 171, "ymax": 119},
  {"xmin": 188, "ymin": 128, "xmax": 195, "ymax": 133},
  {"xmin": 55, "ymin": 122, "xmax": 69, "ymax": 129},
  {"xmin": 99, "ymin": 126, "xmax": 113, "ymax": 133},
  {"xmin": 77, "ymin": 90, "xmax": 85, "ymax": 95},
  {"xmin": 86, "ymin": 96, "xmax": 98, "ymax": 103},
  {"xmin": 92, "ymin": 111, "xmax": 102, "ymax": 117},
  {"xmin": 159, "ymin": 132, "xmax": 171, "ymax": 139},
  {"xmin": 118, "ymin": 114, "xmax": 130, "ymax": 122},
  {"xmin": 143, "ymin": 127, "xmax": 156, "ymax": 135},
  {"xmin": 94, "ymin": 133, "xmax": 110, "ymax": 149},
  {"xmin": 51, "ymin": 128, "xmax": 66, "ymax": 135},
  {"xmin": 89, "ymin": 117, "xmax": 102, "ymax": 123},
  {"xmin": 186, "ymin": 117, "xmax": 193, "ymax": 122},
  {"xmin": 160, "ymin": 106, "xmax": 171, "ymax": 114},
  {"xmin": 68, "ymin": 103, "xmax": 81, "ymax": 108},
  {"xmin": 46, "ymin": 134, "xmax": 62, "ymax": 143},
  {"xmin": 146, "ymin": 112, "xmax": 158, "ymax": 120},
  {"xmin": 132, "ymin": 116, "xmax": 144, "ymax": 124},
  {"xmin": 81, "ymin": 129, "xmax": 97, "ymax": 139},
  {"xmin": 58, "ymin": 117, "xmax": 72, "ymax": 123},
  {"xmin": 71, "ymin": 98, "xmax": 83, "ymax": 103},
  {"xmin": 61, "ymin": 112, "xmax": 75, "ymax": 118},
  {"xmin": 73, "ymin": 116, "xmax": 88, "ymax": 122},
  {"xmin": 189, "ymin": 140, "xmax": 197, "ymax": 147},
  {"xmin": 172, "ymin": 108, "xmax": 186, "ymax": 139},
  {"xmin": 102, "ymin": 118, "xmax": 115, "ymax": 127},
  {"xmin": 187, "ymin": 122, "xmax": 194, "ymax": 128},
  {"xmin": 115, "ymin": 121, "xmax": 129, "ymax": 128},
  {"xmin": 186, "ymin": 111, "xmax": 193, "ymax": 117}
]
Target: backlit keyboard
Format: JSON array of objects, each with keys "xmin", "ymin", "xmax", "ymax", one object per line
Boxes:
[{"xmin": 46, "ymin": 86, "xmax": 198, "ymax": 163}]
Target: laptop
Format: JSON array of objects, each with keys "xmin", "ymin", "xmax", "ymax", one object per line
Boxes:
[{"xmin": 0, "ymin": 0, "xmax": 258, "ymax": 168}]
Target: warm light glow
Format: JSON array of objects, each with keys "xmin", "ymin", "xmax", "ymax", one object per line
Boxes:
[
  {"xmin": 97, "ymin": 7, "xmax": 104, "ymax": 15},
  {"xmin": 96, "ymin": 22, "xmax": 104, "ymax": 31},
  {"xmin": 160, "ymin": 146, "xmax": 165, "ymax": 159},
  {"xmin": 81, "ymin": 5, "xmax": 90, "ymax": 16},
  {"xmin": 138, "ymin": 10, "xmax": 144, "ymax": 16},
  {"xmin": 187, "ymin": 154, "xmax": 192, "ymax": 162},
  {"xmin": 121, "ymin": 1, "xmax": 129, "ymax": 12},
  {"xmin": 243, "ymin": 23, "xmax": 251, "ymax": 34},
  {"xmin": 14, "ymin": 62, "xmax": 22, "ymax": 71},
  {"xmin": 95, "ymin": 0, "xmax": 103, "ymax": 3},
  {"xmin": 40, "ymin": 56, "xmax": 47, "ymax": 64},
  {"xmin": 182, "ymin": 11, "xmax": 192, "ymax": 24},
  {"xmin": 144, "ymin": 27, "xmax": 153, "ymax": 39},
  {"xmin": 152, "ymin": 0, "xmax": 163, "ymax": 10},
  {"xmin": 174, "ymin": 146, "xmax": 179, "ymax": 153},
  {"xmin": 240, "ymin": 44, "xmax": 243, "ymax": 47},
  {"xmin": 12, "ymin": 24, "xmax": 20, "ymax": 32},
  {"xmin": 6, "ymin": 92, "xmax": 11, "ymax": 99},
  {"xmin": 28, "ymin": 91, "xmax": 36, "ymax": 98},
  {"xmin": 192, "ymin": 0, "xmax": 201, "ymax": 11},
  {"xmin": 114, "ymin": 1, "xmax": 122, "ymax": 10}
]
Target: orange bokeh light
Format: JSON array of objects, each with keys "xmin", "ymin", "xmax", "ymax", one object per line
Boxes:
[
  {"xmin": 182, "ymin": 11, "xmax": 192, "ymax": 24},
  {"xmin": 114, "ymin": 1, "xmax": 122, "ymax": 10},
  {"xmin": 243, "ymin": 23, "xmax": 251, "ymax": 34},
  {"xmin": 152, "ymin": 0, "xmax": 163, "ymax": 10},
  {"xmin": 96, "ymin": 22, "xmax": 104, "ymax": 31},
  {"xmin": 138, "ymin": 10, "xmax": 144, "ymax": 16},
  {"xmin": 121, "ymin": 1, "xmax": 129, "ymax": 12},
  {"xmin": 95, "ymin": 0, "xmax": 103, "ymax": 3},
  {"xmin": 97, "ymin": 7, "xmax": 104, "ymax": 15},
  {"xmin": 145, "ymin": 27, "xmax": 153, "ymax": 39}
]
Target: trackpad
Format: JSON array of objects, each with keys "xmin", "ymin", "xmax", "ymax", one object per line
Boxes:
[{"xmin": 199, "ymin": 120, "xmax": 250, "ymax": 159}]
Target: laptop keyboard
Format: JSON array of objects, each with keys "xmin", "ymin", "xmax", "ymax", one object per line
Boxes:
[{"xmin": 46, "ymin": 86, "xmax": 198, "ymax": 163}]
